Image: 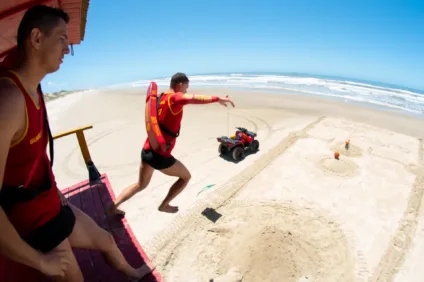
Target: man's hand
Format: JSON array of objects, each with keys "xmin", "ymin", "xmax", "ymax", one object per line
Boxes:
[
  {"xmin": 57, "ymin": 189, "xmax": 68, "ymax": 206},
  {"xmin": 218, "ymin": 95, "xmax": 235, "ymax": 108},
  {"xmin": 38, "ymin": 249, "xmax": 72, "ymax": 278}
]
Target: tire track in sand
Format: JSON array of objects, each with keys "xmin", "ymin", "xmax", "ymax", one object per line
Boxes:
[
  {"xmin": 371, "ymin": 138, "xmax": 424, "ymax": 282},
  {"xmin": 143, "ymin": 116, "xmax": 325, "ymax": 262},
  {"xmin": 59, "ymin": 121, "xmax": 135, "ymax": 180}
]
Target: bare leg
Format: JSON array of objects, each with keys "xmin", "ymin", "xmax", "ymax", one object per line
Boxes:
[
  {"xmin": 107, "ymin": 162, "xmax": 155, "ymax": 215},
  {"xmin": 68, "ymin": 204, "xmax": 155, "ymax": 279},
  {"xmin": 158, "ymin": 160, "xmax": 191, "ymax": 213},
  {"xmin": 50, "ymin": 239, "xmax": 83, "ymax": 282}
]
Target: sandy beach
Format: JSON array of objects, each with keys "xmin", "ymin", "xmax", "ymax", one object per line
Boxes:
[{"xmin": 47, "ymin": 86, "xmax": 424, "ymax": 282}]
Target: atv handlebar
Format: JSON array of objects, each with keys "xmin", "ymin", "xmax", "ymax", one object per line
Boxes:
[{"xmin": 235, "ymin": 127, "xmax": 257, "ymax": 137}]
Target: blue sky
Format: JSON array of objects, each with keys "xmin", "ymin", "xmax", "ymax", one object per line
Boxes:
[{"xmin": 43, "ymin": 0, "xmax": 424, "ymax": 93}]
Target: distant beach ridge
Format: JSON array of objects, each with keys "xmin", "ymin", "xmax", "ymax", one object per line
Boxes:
[
  {"xmin": 106, "ymin": 73, "xmax": 424, "ymax": 117},
  {"xmin": 44, "ymin": 89, "xmax": 87, "ymax": 102}
]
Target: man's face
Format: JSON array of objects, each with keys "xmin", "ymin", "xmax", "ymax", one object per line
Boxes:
[{"xmin": 31, "ymin": 18, "xmax": 70, "ymax": 73}]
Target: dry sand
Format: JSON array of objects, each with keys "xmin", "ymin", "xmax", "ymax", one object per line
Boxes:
[{"xmin": 47, "ymin": 86, "xmax": 424, "ymax": 282}]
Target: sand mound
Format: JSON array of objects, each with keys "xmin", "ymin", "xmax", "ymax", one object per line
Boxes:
[
  {"xmin": 315, "ymin": 156, "xmax": 359, "ymax": 176},
  {"xmin": 162, "ymin": 201, "xmax": 355, "ymax": 282},
  {"xmin": 331, "ymin": 142, "xmax": 363, "ymax": 157}
]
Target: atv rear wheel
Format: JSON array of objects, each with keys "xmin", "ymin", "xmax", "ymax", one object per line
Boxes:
[
  {"xmin": 218, "ymin": 143, "xmax": 226, "ymax": 155},
  {"xmin": 250, "ymin": 140, "xmax": 259, "ymax": 152},
  {"xmin": 232, "ymin": 146, "xmax": 245, "ymax": 161}
]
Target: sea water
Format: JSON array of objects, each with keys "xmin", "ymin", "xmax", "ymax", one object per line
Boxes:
[{"xmin": 108, "ymin": 73, "xmax": 424, "ymax": 118}]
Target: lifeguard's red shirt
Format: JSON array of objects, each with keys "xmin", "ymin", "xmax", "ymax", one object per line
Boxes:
[
  {"xmin": 1, "ymin": 70, "xmax": 61, "ymax": 236},
  {"xmin": 143, "ymin": 92, "xmax": 219, "ymax": 156}
]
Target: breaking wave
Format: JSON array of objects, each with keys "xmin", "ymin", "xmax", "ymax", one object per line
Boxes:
[{"xmin": 109, "ymin": 73, "xmax": 424, "ymax": 116}]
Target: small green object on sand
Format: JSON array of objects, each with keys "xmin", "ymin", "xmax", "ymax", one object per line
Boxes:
[{"xmin": 197, "ymin": 184, "xmax": 216, "ymax": 196}]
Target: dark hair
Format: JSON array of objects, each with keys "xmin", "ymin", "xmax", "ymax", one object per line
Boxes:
[
  {"xmin": 17, "ymin": 5, "xmax": 69, "ymax": 49},
  {"xmin": 170, "ymin": 72, "xmax": 189, "ymax": 89}
]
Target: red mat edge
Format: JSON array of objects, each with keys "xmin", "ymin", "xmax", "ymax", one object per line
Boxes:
[{"xmin": 61, "ymin": 174, "xmax": 163, "ymax": 281}]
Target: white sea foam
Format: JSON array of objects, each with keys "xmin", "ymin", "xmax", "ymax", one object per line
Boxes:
[{"xmin": 107, "ymin": 74, "xmax": 424, "ymax": 116}]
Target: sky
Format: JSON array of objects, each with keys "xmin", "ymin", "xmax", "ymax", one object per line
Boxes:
[{"xmin": 43, "ymin": 0, "xmax": 424, "ymax": 93}]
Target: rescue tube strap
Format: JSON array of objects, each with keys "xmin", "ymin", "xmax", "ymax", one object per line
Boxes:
[
  {"xmin": 156, "ymin": 93, "xmax": 180, "ymax": 138},
  {"xmin": 0, "ymin": 179, "xmax": 52, "ymax": 212},
  {"xmin": 39, "ymin": 84, "xmax": 54, "ymax": 168}
]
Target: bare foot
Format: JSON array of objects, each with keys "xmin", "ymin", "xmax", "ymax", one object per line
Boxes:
[
  {"xmin": 106, "ymin": 203, "xmax": 126, "ymax": 216},
  {"xmin": 128, "ymin": 262, "xmax": 156, "ymax": 281},
  {"xmin": 158, "ymin": 204, "xmax": 179, "ymax": 213}
]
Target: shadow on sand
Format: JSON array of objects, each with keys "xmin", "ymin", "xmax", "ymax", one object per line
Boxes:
[
  {"xmin": 202, "ymin": 207, "xmax": 223, "ymax": 223},
  {"xmin": 218, "ymin": 149, "xmax": 261, "ymax": 164}
]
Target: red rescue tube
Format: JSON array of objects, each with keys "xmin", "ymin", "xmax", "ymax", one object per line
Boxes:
[{"xmin": 145, "ymin": 82, "xmax": 167, "ymax": 152}]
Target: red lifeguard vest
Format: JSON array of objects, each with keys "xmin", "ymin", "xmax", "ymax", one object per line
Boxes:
[{"xmin": 0, "ymin": 65, "xmax": 60, "ymax": 236}]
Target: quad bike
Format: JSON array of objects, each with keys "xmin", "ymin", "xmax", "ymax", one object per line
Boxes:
[{"xmin": 217, "ymin": 127, "xmax": 260, "ymax": 161}]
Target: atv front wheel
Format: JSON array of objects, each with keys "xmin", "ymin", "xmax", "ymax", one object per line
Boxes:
[
  {"xmin": 232, "ymin": 146, "xmax": 245, "ymax": 161},
  {"xmin": 250, "ymin": 140, "xmax": 259, "ymax": 152}
]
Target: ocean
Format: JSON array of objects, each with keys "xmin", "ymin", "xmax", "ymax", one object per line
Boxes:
[{"xmin": 111, "ymin": 73, "xmax": 424, "ymax": 117}]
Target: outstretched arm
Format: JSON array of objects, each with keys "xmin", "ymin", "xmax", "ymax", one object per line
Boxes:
[
  {"xmin": 0, "ymin": 80, "xmax": 43, "ymax": 270},
  {"xmin": 171, "ymin": 93, "xmax": 235, "ymax": 107},
  {"xmin": 171, "ymin": 93, "xmax": 220, "ymax": 106}
]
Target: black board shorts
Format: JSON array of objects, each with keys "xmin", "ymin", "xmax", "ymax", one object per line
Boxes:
[
  {"xmin": 22, "ymin": 204, "xmax": 76, "ymax": 253},
  {"xmin": 141, "ymin": 148, "xmax": 176, "ymax": 170}
]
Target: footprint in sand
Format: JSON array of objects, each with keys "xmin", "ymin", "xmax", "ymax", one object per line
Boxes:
[
  {"xmin": 212, "ymin": 267, "xmax": 243, "ymax": 282},
  {"xmin": 406, "ymin": 164, "xmax": 424, "ymax": 176}
]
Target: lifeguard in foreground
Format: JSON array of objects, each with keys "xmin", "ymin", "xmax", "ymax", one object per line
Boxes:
[
  {"xmin": 108, "ymin": 73, "xmax": 235, "ymax": 214},
  {"xmin": 0, "ymin": 5, "xmax": 153, "ymax": 281}
]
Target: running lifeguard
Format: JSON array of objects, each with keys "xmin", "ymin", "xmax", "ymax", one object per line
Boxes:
[{"xmin": 108, "ymin": 72, "xmax": 235, "ymax": 214}]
